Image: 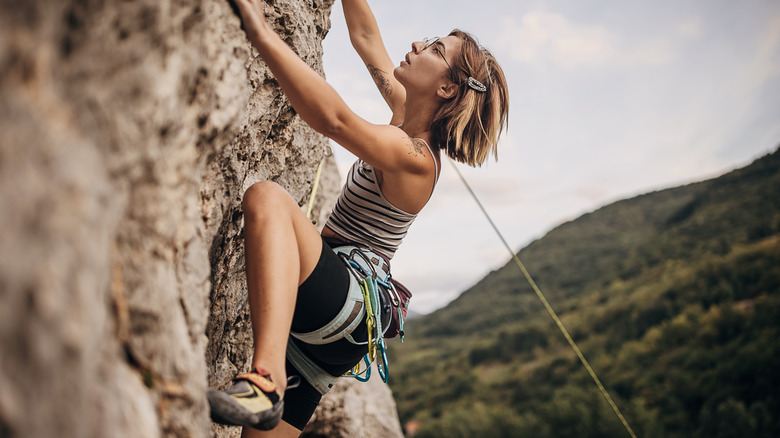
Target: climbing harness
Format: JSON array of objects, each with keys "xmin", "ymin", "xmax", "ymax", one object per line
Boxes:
[
  {"xmin": 449, "ymin": 158, "xmax": 638, "ymax": 438},
  {"xmin": 286, "ymin": 338, "xmax": 340, "ymax": 395},
  {"xmin": 286, "ymin": 244, "xmax": 408, "ymax": 395}
]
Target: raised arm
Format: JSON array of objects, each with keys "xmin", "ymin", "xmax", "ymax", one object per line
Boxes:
[
  {"xmin": 342, "ymin": 0, "xmax": 406, "ymax": 123},
  {"xmin": 233, "ymin": 0, "xmax": 425, "ymax": 178}
]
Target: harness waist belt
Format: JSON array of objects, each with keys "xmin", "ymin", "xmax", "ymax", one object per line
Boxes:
[
  {"xmin": 286, "ymin": 245, "xmax": 392, "ymax": 395},
  {"xmin": 290, "ymin": 265, "xmax": 366, "ymax": 345}
]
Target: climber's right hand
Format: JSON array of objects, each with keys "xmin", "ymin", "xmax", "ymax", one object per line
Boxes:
[{"xmin": 233, "ymin": 0, "xmax": 270, "ymax": 48}]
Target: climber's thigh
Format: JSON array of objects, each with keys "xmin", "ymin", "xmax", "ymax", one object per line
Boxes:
[
  {"xmin": 291, "ymin": 240, "xmax": 352, "ymax": 333},
  {"xmin": 242, "ymin": 181, "xmax": 323, "ymax": 285},
  {"xmin": 283, "ymin": 241, "xmax": 369, "ymax": 429},
  {"xmin": 291, "ymin": 241, "xmax": 369, "ymax": 367},
  {"xmin": 289, "ymin": 240, "xmax": 373, "ymax": 368}
]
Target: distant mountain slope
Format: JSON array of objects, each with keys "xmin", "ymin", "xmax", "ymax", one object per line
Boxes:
[
  {"xmin": 414, "ymin": 149, "xmax": 779, "ymax": 339},
  {"xmin": 390, "ymin": 148, "xmax": 780, "ymax": 438}
]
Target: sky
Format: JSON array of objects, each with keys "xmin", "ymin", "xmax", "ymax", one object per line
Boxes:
[{"xmin": 320, "ymin": 0, "xmax": 780, "ymax": 314}]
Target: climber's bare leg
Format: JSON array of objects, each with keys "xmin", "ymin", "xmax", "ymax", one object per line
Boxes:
[
  {"xmin": 242, "ymin": 421, "xmax": 301, "ymax": 438},
  {"xmin": 242, "ymin": 180, "xmax": 323, "ymax": 393}
]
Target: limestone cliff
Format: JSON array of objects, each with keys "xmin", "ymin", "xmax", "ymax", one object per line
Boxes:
[{"xmin": 0, "ymin": 1, "xmax": 402, "ymax": 437}]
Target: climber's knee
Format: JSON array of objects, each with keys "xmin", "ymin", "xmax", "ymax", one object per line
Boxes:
[{"xmin": 242, "ymin": 181, "xmax": 295, "ymax": 222}]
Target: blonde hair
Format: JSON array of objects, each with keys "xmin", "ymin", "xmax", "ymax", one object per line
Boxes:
[{"xmin": 431, "ymin": 30, "xmax": 509, "ymax": 167}]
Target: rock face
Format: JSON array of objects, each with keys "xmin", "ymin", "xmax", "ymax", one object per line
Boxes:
[
  {"xmin": 0, "ymin": 1, "xmax": 403, "ymax": 437},
  {"xmin": 302, "ymin": 372, "xmax": 405, "ymax": 438}
]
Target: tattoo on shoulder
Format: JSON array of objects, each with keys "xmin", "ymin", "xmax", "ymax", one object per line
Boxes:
[
  {"xmin": 367, "ymin": 64, "xmax": 393, "ymax": 99},
  {"xmin": 407, "ymin": 137, "xmax": 426, "ymax": 157}
]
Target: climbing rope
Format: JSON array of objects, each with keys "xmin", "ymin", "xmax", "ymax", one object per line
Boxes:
[
  {"xmin": 305, "ymin": 158, "xmax": 325, "ymax": 221},
  {"xmin": 305, "ymin": 146, "xmax": 333, "ymax": 221},
  {"xmin": 449, "ymin": 158, "xmax": 638, "ymax": 438}
]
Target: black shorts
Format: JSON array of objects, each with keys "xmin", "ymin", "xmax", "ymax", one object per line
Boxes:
[{"xmin": 282, "ymin": 239, "xmax": 369, "ymax": 430}]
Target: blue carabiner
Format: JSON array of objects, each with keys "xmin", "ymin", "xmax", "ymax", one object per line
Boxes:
[
  {"xmin": 353, "ymin": 354, "xmax": 372, "ymax": 382},
  {"xmin": 377, "ymin": 340, "xmax": 389, "ymax": 383}
]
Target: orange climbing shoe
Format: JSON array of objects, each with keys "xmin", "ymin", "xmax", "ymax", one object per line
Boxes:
[{"xmin": 208, "ymin": 368, "xmax": 298, "ymax": 430}]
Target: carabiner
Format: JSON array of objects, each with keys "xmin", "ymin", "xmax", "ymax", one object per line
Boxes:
[
  {"xmin": 384, "ymin": 279, "xmax": 401, "ymax": 307},
  {"xmin": 377, "ymin": 340, "xmax": 389, "ymax": 382},
  {"xmin": 364, "ymin": 305, "xmax": 376, "ymax": 360},
  {"xmin": 339, "ymin": 253, "xmax": 365, "ymax": 280},
  {"xmin": 349, "ymin": 248, "xmax": 377, "ymax": 280},
  {"xmin": 353, "ymin": 354, "xmax": 372, "ymax": 382}
]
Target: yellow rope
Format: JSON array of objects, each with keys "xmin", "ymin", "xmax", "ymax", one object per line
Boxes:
[
  {"xmin": 448, "ymin": 159, "xmax": 638, "ymax": 438},
  {"xmin": 305, "ymin": 158, "xmax": 325, "ymax": 220}
]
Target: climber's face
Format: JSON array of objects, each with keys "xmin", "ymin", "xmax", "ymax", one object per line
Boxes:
[{"xmin": 395, "ymin": 35, "xmax": 462, "ymax": 98}]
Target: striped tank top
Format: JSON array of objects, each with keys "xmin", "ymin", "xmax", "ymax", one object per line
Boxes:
[{"xmin": 325, "ymin": 139, "xmax": 439, "ymax": 259}]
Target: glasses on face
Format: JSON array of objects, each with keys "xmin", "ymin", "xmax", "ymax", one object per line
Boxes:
[{"xmin": 422, "ymin": 36, "xmax": 454, "ymax": 77}]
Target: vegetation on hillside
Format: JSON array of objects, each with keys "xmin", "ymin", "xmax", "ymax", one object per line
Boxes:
[{"xmin": 389, "ymin": 148, "xmax": 780, "ymax": 438}]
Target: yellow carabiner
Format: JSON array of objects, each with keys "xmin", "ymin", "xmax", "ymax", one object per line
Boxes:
[{"xmin": 360, "ymin": 278, "xmax": 376, "ymax": 360}]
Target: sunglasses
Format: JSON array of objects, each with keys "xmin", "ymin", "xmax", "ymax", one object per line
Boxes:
[{"xmin": 422, "ymin": 36, "xmax": 454, "ymax": 77}]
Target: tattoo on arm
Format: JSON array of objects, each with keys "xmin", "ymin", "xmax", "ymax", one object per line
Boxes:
[
  {"xmin": 367, "ymin": 64, "xmax": 393, "ymax": 99},
  {"xmin": 407, "ymin": 137, "xmax": 426, "ymax": 157}
]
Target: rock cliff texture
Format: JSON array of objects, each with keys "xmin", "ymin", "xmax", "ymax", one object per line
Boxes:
[{"xmin": 0, "ymin": 0, "xmax": 403, "ymax": 437}]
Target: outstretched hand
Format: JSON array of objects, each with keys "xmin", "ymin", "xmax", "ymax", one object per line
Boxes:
[{"xmin": 232, "ymin": 0, "xmax": 269, "ymax": 46}]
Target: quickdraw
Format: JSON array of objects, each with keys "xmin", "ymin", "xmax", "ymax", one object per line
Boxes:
[{"xmin": 338, "ymin": 249, "xmax": 392, "ymax": 383}]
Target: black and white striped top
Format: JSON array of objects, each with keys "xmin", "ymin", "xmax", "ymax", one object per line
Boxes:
[{"xmin": 325, "ymin": 141, "xmax": 439, "ymax": 259}]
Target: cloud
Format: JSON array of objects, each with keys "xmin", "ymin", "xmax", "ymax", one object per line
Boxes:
[
  {"xmin": 498, "ymin": 11, "xmax": 679, "ymax": 69},
  {"xmin": 677, "ymin": 18, "xmax": 703, "ymax": 38},
  {"xmin": 747, "ymin": 14, "xmax": 780, "ymax": 88},
  {"xmin": 622, "ymin": 37, "xmax": 677, "ymax": 66},
  {"xmin": 498, "ymin": 11, "xmax": 618, "ymax": 69}
]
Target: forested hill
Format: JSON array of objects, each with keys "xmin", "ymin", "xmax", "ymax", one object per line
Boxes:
[{"xmin": 390, "ymin": 148, "xmax": 780, "ymax": 438}]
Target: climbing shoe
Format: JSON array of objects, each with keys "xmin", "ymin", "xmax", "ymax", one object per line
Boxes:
[{"xmin": 208, "ymin": 368, "xmax": 299, "ymax": 430}]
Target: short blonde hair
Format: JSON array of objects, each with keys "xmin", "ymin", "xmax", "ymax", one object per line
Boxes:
[{"xmin": 431, "ymin": 30, "xmax": 509, "ymax": 167}]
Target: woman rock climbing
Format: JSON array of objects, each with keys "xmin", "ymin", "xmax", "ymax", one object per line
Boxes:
[{"xmin": 208, "ymin": 0, "xmax": 509, "ymax": 436}]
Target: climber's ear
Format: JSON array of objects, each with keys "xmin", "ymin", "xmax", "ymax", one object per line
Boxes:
[{"xmin": 437, "ymin": 81, "xmax": 458, "ymax": 100}]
